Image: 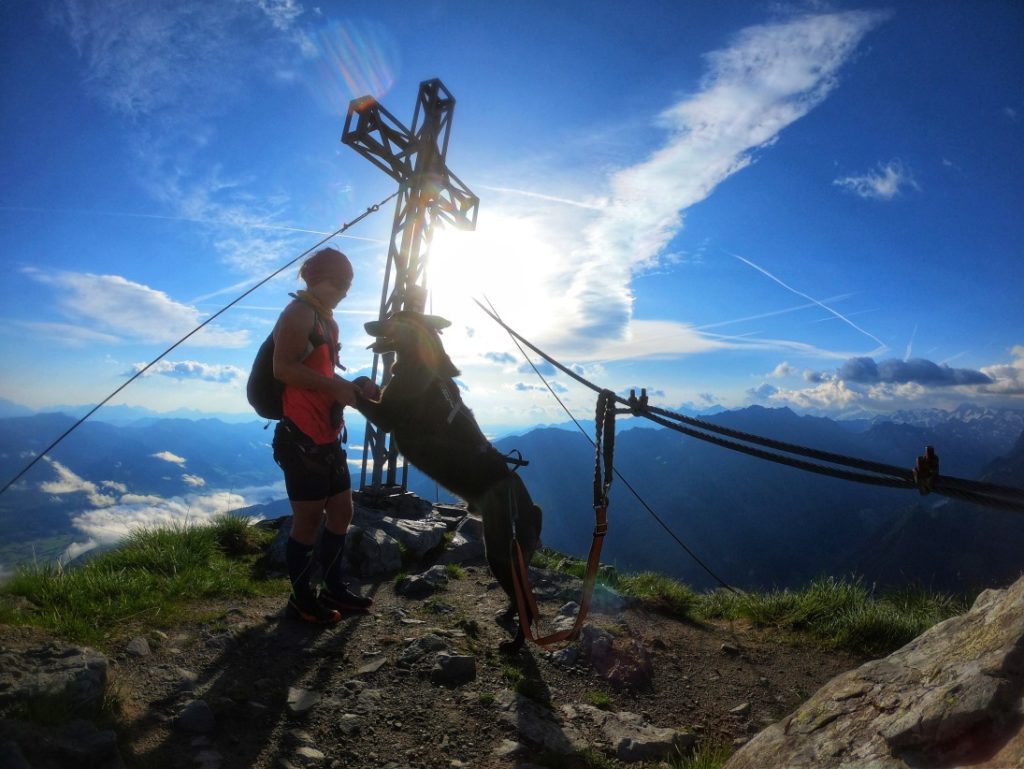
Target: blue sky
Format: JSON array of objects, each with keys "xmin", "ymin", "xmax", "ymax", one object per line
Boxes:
[{"xmin": 2, "ymin": 0, "xmax": 1023, "ymax": 435}]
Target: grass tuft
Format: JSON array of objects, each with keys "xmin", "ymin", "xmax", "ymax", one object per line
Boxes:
[
  {"xmin": 671, "ymin": 740, "xmax": 734, "ymax": 769},
  {"xmin": 617, "ymin": 571, "xmax": 699, "ymax": 620},
  {"xmin": 0, "ymin": 516, "xmax": 281, "ymax": 646},
  {"xmin": 696, "ymin": 576, "xmax": 967, "ymax": 655}
]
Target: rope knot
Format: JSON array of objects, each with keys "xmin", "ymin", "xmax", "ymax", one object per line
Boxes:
[{"xmin": 913, "ymin": 445, "xmax": 939, "ymax": 495}]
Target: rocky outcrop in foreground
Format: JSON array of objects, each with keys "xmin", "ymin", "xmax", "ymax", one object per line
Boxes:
[{"xmin": 726, "ymin": 575, "xmax": 1024, "ymax": 769}]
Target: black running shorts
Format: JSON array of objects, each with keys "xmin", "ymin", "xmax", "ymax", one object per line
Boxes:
[{"xmin": 273, "ymin": 419, "xmax": 351, "ymax": 501}]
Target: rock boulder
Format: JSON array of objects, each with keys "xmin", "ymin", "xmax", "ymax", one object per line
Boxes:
[{"xmin": 726, "ymin": 575, "xmax": 1024, "ymax": 769}]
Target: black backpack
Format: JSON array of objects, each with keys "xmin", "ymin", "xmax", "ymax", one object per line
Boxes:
[{"xmin": 246, "ymin": 302, "xmax": 331, "ymax": 420}]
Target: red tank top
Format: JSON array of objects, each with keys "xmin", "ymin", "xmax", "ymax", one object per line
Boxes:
[{"xmin": 282, "ymin": 308, "xmax": 343, "ymax": 445}]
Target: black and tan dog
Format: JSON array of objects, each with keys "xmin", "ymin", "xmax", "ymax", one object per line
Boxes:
[{"xmin": 352, "ymin": 310, "xmax": 542, "ymax": 652}]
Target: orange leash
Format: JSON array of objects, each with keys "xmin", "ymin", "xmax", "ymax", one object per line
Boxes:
[{"xmin": 510, "ymin": 390, "xmax": 616, "ymax": 648}]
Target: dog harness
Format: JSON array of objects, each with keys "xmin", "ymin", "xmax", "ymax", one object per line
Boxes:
[{"xmin": 437, "ymin": 380, "xmax": 464, "ymax": 424}]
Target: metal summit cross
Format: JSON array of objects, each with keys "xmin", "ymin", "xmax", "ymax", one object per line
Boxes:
[{"xmin": 342, "ymin": 78, "xmax": 479, "ymax": 497}]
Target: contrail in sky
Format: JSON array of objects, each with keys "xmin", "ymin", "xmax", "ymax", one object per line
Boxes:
[
  {"xmin": 728, "ymin": 251, "xmax": 888, "ymax": 352},
  {"xmin": 904, "ymin": 323, "xmax": 917, "ymax": 361},
  {"xmin": 695, "ymin": 293, "xmax": 854, "ymax": 330},
  {"xmin": 477, "ymin": 185, "xmax": 605, "ymax": 210},
  {"xmin": 0, "ymin": 205, "xmax": 385, "ymax": 242}
]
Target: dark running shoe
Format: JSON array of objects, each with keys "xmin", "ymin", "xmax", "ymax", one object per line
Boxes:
[
  {"xmin": 320, "ymin": 584, "xmax": 373, "ymax": 612},
  {"xmin": 286, "ymin": 595, "xmax": 342, "ymax": 625}
]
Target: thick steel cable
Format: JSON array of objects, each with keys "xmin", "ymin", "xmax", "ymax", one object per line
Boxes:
[
  {"xmin": 474, "ymin": 300, "xmax": 1024, "ymax": 514},
  {"xmin": 0, "ymin": 193, "xmax": 397, "ymax": 498},
  {"xmin": 646, "ymin": 403, "xmax": 915, "ymax": 480}
]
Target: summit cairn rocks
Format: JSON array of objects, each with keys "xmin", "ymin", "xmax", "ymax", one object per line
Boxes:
[{"xmin": 726, "ymin": 575, "xmax": 1024, "ymax": 769}]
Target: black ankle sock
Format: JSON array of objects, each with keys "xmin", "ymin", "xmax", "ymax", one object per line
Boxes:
[
  {"xmin": 320, "ymin": 529, "xmax": 347, "ymax": 593},
  {"xmin": 286, "ymin": 537, "xmax": 316, "ymax": 605}
]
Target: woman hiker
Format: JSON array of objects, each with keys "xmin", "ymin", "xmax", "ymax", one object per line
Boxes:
[{"xmin": 271, "ymin": 247, "xmax": 377, "ymax": 623}]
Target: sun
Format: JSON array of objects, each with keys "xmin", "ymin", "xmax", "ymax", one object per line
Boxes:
[{"xmin": 424, "ymin": 211, "xmax": 566, "ymax": 348}]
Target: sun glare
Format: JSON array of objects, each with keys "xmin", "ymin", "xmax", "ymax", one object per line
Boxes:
[{"xmin": 426, "ymin": 212, "xmax": 565, "ymax": 353}]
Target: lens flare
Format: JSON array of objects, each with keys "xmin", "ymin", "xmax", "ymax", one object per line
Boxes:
[{"xmin": 309, "ymin": 19, "xmax": 400, "ymax": 114}]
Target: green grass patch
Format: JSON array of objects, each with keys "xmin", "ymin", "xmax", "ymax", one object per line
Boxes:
[
  {"xmin": 581, "ymin": 690, "xmax": 614, "ymax": 710},
  {"xmin": 617, "ymin": 571, "xmax": 699, "ymax": 620},
  {"xmin": 0, "ymin": 516, "xmax": 281, "ymax": 647},
  {"xmin": 444, "ymin": 563, "xmax": 466, "ymax": 580},
  {"xmin": 532, "ymin": 547, "xmax": 966, "ymax": 657},
  {"xmin": 696, "ymin": 576, "xmax": 967, "ymax": 655},
  {"xmin": 530, "ymin": 547, "xmax": 564, "ymax": 570},
  {"xmin": 671, "ymin": 739, "xmax": 734, "ymax": 769}
]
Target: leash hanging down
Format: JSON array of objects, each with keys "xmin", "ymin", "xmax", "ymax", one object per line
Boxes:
[{"xmin": 509, "ymin": 390, "xmax": 616, "ymax": 647}]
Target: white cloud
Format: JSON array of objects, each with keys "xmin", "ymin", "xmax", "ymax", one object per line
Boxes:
[
  {"xmin": 254, "ymin": 0, "xmax": 303, "ymax": 31},
  {"xmin": 834, "ymin": 159, "xmax": 919, "ymax": 200},
  {"xmin": 70, "ymin": 489, "xmax": 249, "ymax": 545},
  {"xmin": 564, "ymin": 10, "xmax": 889, "ymax": 342},
  {"xmin": 53, "ymin": 0, "xmax": 322, "ymax": 279},
  {"xmin": 55, "ymin": 0, "xmax": 296, "ymax": 120},
  {"xmin": 771, "ymin": 362, "xmax": 797, "ymax": 378},
  {"xmin": 152, "ymin": 451, "xmax": 186, "ymax": 465},
  {"xmin": 749, "ymin": 346, "xmax": 1024, "ymax": 414},
  {"xmin": 11, "ymin": 322, "xmax": 122, "ymax": 347},
  {"xmin": 182, "ymin": 474, "xmax": 206, "ymax": 487},
  {"xmin": 130, "ymin": 360, "xmax": 246, "ymax": 383},
  {"xmin": 979, "ymin": 345, "xmax": 1024, "ymax": 395},
  {"xmin": 24, "ymin": 269, "xmax": 249, "ymax": 348},
  {"xmin": 61, "ymin": 539, "xmax": 99, "ymax": 563},
  {"xmin": 455, "ymin": 10, "xmax": 888, "ymax": 365},
  {"xmin": 62, "ymin": 482, "xmax": 283, "ymax": 552},
  {"xmin": 38, "ymin": 459, "xmax": 117, "ymax": 507}
]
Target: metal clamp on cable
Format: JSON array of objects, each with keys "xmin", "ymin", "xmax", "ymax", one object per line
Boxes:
[
  {"xmin": 616, "ymin": 388, "xmax": 650, "ymax": 416},
  {"xmin": 913, "ymin": 445, "xmax": 939, "ymax": 495}
]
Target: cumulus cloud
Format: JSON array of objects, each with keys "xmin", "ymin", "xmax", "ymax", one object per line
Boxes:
[
  {"xmin": 152, "ymin": 451, "xmax": 186, "ymax": 465},
  {"xmin": 837, "ymin": 357, "xmax": 992, "ymax": 386},
  {"xmin": 980, "ymin": 345, "xmax": 1024, "ymax": 395},
  {"xmin": 770, "ymin": 362, "xmax": 797, "ymax": 378},
  {"xmin": 748, "ymin": 382, "xmax": 780, "ymax": 400},
  {"xmin": 38, "ymin": 459, "xmax": 117, "ymax": 507},
  {"xmin": 129, "ymin": 359, "xmax": 246, "ymax": 382},
  {"xmin": 24, "ymin": 269, "xmax": 249, "ymax": 348},
  {"xmin": 749, "ymin": 348, "xmax": 1024, "ymax": 413},
  {"xmin": 834, "ymin": 160, "xmax": 919, "ymax": 200},
  {"xmin": 182, "ymin": 474, "xmax": 207, "ymax": 487}
]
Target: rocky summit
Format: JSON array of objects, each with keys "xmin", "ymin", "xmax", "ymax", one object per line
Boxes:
[
  {"xmin": 726, "ymin": 575, "xmax": 1024, "ymax": 769},
  {"xmin": 0, "ymin": 492, "xmax": 1012, "ymax": 769}
]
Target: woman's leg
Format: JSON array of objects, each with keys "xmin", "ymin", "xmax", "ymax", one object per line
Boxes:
[
  {"xmin": 286, "ymin": 499, "xmax": 328, "ymax": 613},
  {"xmin": 319, "ymin": 489, "xmax": 372, "ymax": 609}
]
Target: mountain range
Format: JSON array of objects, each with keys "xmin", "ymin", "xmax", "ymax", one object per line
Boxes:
[{"xmin": 1, "ymin": 405, "xmax": 1022, "ymax": 594}]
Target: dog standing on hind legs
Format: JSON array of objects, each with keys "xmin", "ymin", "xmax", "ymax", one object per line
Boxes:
[{"xmin": 352, "ymin": 310, "xmax": 542, "ymax": 653}]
